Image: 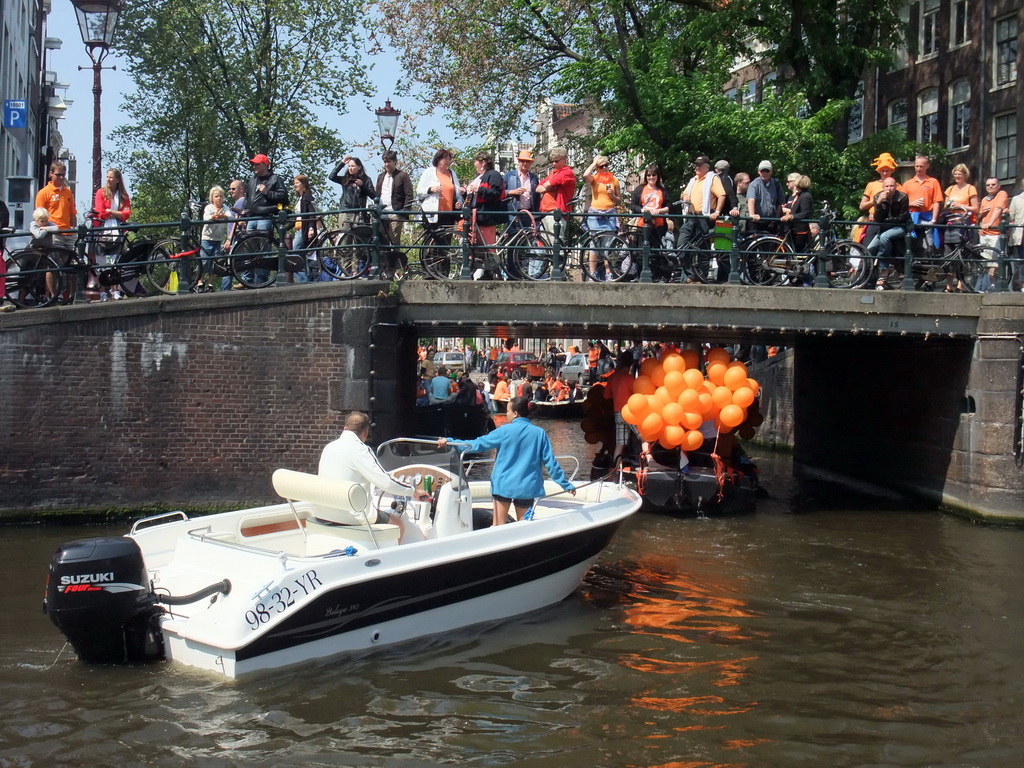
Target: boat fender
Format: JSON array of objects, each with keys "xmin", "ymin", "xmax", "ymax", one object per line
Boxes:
[{"xmin": 156, "ymin": 579, "xmax": 231, "ymax": 606}]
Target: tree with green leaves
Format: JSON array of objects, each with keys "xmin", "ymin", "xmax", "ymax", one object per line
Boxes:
[
  {"xmin": 112, "ymin": 0, "xmax": 374, "ymax": 221},
  {"xmin": 376, "ymin": 0, "xmax": 926, "ymax": 212}
]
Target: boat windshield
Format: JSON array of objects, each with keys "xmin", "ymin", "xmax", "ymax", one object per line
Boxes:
[{"xmin": 376, "ymin": 438, "xmax": 466, "ymax": 483}]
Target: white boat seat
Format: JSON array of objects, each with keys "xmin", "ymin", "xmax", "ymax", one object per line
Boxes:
[{"xmin": 272, "ymin": 468, "xmax": 370, "ymax": 526}]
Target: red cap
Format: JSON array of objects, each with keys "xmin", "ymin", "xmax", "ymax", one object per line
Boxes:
[{"xmin": 250, "ymin": 154, "xmax": 270, "ymax": 165}]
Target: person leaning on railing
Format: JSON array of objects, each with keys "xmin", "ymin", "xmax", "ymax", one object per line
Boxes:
[{"xmin": 867, "ymin": 176, "xmax": 910, "ymax": 288}]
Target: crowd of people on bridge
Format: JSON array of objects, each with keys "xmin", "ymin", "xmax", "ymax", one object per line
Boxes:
[{"xmin": 6, "ymin": 147, "xmax": 1024, "ymax": 310}]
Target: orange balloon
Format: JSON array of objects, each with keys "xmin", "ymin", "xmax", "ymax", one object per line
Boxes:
[
  {"xmin": 649, "ymin": 364, "xmax": 666, "ymax": 388},
  {"xmin": 697, "ymin": 391, "xmax": 714, "ymax": 414},
  {"xmin": 662, "ymin": 353, "xmax": 686, "ymax": 373},
  {"xmin": 639, "ymin": 358, "xmax": 659, "ymax": 377},
  {"xmin": 712, "ymin": 385, "xmax": 734, "ymax": 409},
  {"xmin": 707, "ymin": 361, "xmax": 727, "ymax": 386},
  {"xmin": 682, "ymin": 368, "xmax": 705, "ymax": 391},
  {"xmin": 733, "ymin": 386, "xmax": 755, "ymax": 408},
  {"xmin": 640, "ymin": 411, "xmax": 664, "ymax": 439},
  {"xmin": 719, "ymin": 403, "xmax": 745, "ymax": 427},
  {"xmin": 663, "ymin": 369, "xmax": 686, "ymax": 397},
  {"xmin": 627, "ymin": 393, "xmax": 650, "ymax": 417},
  {"xmin": 681, "ymin": 349, "xmax": 700, "ymax": 370},
  {"xmin": 681, "ymin": 410, "xmax": 703, "ymax": 430},
  {"xmin": 633, "ymin": 375, "xmax": 656, "ymax": 395},
  {"xmin": 707, "ymin": 347, "xmax": 731, "ymax": 365},
  {"xmin": 654, "ymin": 386, "xmax": 673, "ymax": 407},
  {"xmin": 746, "ymin": 378, "xmax": 760, "ymax": 395},
  {"xmin": 660, "ymin": 424, "xmax": 685, "ymax": 448},
  {"xmin": 703, "ymin": 379, "xmax": 717, "ymax": 395},
  {"xmin": 662, "ymin": 402, "xmax": 684, "ymax": 426},
  {"xmin": 683, "ymin": 429, "xmax": 704, "ymax": 451},
  {"xmin": 723, "ymin": 365, "xmax": 748, "ymax": 391},
  {"xmin": 620, "ymin": 403, "xmax": 640, "ymax": 425},
  {"xmin": 678, "ymin": 388, "xmax": 700, "ymax": 410}
]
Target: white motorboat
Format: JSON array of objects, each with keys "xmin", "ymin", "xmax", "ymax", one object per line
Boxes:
[{"xmin": 44, "ymin": 439, "xmax": 641, "ymax": 678}]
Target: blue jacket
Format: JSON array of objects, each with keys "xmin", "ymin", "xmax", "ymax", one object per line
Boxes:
[
  {"xmin": 458, "ymin": 417, "xmax": 573, "ymax": 499},
  {"xmin": 503, "ymin": 168, "xmax": 539, "ymax": 213}
]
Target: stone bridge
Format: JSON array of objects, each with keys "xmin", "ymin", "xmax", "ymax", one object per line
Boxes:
[{"xmin": 1, "ymin": 281, "xmax": 1021, "ymax": 522}]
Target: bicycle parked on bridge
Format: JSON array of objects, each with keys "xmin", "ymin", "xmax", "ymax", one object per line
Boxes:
[
  {"xmin": 742, "ymin": 202, "xmax": 868, "ymax": 288},
  {"xmin": 871, "ymin": 213, "xmax": 1005, "ymax": 293},
  {"xmin": 147, "ymin": 203, "xmax": 299, "ymax": 292}
]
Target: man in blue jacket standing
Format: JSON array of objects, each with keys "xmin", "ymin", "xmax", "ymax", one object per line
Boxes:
[{"xmin": 503, "ymin": 150, "xmax": 539, "ymax": 235}]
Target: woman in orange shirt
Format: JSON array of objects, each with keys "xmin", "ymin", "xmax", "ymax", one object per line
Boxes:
[{"xmin": 943, "ymin": 164, "xmax": 980, "ymax": 292}]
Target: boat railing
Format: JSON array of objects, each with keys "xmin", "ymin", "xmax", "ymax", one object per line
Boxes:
[
  {"xmin": 130, "ymin": 510, "xmax": 190, "ymax": 534},
  {"xmin": 184, "ymin": 524, "xmax": 351, "ymax": 569},
  {"xmin": 464, "ymin": 454, "xmax": 581, "ymax": 482}
]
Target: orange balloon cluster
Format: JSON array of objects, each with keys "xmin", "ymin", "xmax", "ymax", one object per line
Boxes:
[{"xmin": 620, "ymin": 348, "xmax": 761, "ymax": 450}]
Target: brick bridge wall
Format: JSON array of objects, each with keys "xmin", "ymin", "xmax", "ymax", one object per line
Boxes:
[{"xmin": 0, "ymin": 284, "xmax": 407, "ymax": 517}]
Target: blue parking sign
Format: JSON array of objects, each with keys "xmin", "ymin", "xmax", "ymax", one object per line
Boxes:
[{"xmin": 4, "ymin": 100, "xmax": 27, "ymax": 129}]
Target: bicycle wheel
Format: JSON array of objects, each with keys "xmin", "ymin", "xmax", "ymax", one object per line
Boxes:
[
  {"xmin": 580, "ymin": 232, "xmax": 633, "ymax": 282},
  {"xmin": 823, "ymin": 239, "xmax": 869, "ymax": 289},
  {"xmin": 146, "ymin": 239, "xmax": 202, "ymax": 295},
  {"xmin": 742, "ymin": 237, "xmax": 787, "ymax": 286},
  {"xmin": 691, "ymin": 242, "xmax": 731, "ymax": 284},
  {"xmin": 960, "ymin": 245, "xmax": 1004, "ymax": 294},
  {"xmin": 419, "ymin": 228, "xmax": 460, "ymax": 280},
  {"xmin": 505, "ymin": 228, "xmax": 553, "ymax": 281},
  {"xmin": 231, "ymin": 233, "xmax": 279, "ymax": 288},
  {"xmin": 317, "ymin": 229, "xmax": 370, "ymax": 280},
  {"xmin": 5, "ymin": 249, "xmax": 60, "ymax": 308}
]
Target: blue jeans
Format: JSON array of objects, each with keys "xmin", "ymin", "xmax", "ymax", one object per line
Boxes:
[
  {"xmin": 292, "ymin": 231, "xmax": 310, "ymax": 283},
  {"xmin": 867, "ymin": 227, "xmax": 905, "ymax": 269},
  {"xmin": 245, "ymin": 218, "xmax": 274, "ymax": 284}
]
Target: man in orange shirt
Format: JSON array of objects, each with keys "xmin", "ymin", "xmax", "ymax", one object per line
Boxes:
[
  {"xmin": 859, "ymin": 153, "xmax": 904, "ymax": 219},
  {"xmin": 35, "ymin": 161, "xmax": 77, "ymax": 249},
  {"xmin": 536, "ymin": 147, "xmax": 576, "ymax": 241},
  {"xmin": 903, "ymin": 155, "xmax": 943, "ymax": 251},
  {"xmin": 587, "ymin": 342, "xmax": 600, "ymax": 386},
  {"xmin": 679, "ymin": 155, "xmax": 726, "ymax": 281}
]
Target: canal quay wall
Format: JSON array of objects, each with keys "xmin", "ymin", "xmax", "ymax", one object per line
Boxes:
[
  {"xmin": 2, "ymin": 282, "xmax": 1024, "ymax": 523},
  {"xmin": 0, "ymin": 283, "xmax": 406, "ymax": 519}
]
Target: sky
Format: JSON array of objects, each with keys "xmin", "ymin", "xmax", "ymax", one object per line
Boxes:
[{"xmin": 44, "ymin": 2, "xmax": 471, "ymax": 206}]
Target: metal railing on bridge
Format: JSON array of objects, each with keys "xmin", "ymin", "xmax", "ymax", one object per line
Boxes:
[{"xmin": 2, "ymin": 200, "xmax": 1021, "ymax": 310}]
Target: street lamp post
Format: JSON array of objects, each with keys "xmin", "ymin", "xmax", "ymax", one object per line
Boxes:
[
  {"xmin": 71, "ymin": 0, "xmax": 122, "ymax": 193},
  {"xmin": 375, "ymin": 100, "xmax": 401, "ymax": 155}
]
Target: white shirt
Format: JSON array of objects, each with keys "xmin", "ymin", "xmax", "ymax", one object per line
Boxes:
[{"xmin": 318, "ymin": 431, "xmax": 413, "ymax": 497}]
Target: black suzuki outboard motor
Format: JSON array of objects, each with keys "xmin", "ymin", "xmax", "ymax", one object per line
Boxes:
[{"xmin": 44, "ymin": 537, "xmax": 165, "ymax": 664}]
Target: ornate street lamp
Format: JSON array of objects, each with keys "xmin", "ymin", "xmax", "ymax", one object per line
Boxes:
[
  {"xmin": 375, "ymin": 100, "xmax": 401, "ymax": 154},
  {"xmin": 71, "ymin": 0, "xmax": 122, "ymax": 192}
]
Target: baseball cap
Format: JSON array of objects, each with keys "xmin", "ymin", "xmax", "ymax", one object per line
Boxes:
[
  {"xmin": 758, "ymin": 160, "xmax": 773, "ymax": 171},
  {"xmin": 250, "ymin": 154, "xmax": 271, "ymax": 165},
  {"xmin": 693, "ymin": 155, "xmax": 710, "ymax": 166},
  {"xmin": 715, "ymin": 159, "xmax": 730, "ymax": 171}
]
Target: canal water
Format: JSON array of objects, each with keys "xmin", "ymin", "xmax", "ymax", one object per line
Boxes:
[{"xmin": 2, "ymin": 420, "xmax": 1023, "ymax": 767}]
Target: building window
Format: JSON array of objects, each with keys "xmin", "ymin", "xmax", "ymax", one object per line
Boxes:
[
  {"xmin": 995, "ymin": 16, "xmax": 1018, "ymax": 87},
  {"xmin": 762, "ymin": 71, "xmax": 778, "ymax": 98},
  {"xmin": 740, "ymin": 80, "xmax": 757, "ymax": 109},
  {"xmin": 891, "ymin": 3, "xmax": 910, "ymax": 70},
  {"xmin": 920, "ymin": 0, "xmax": 940, "ymax": 58},
  {"xmin": 724, "ymin": 87, "xmax": 738, "ymax": 102},
  {"xmin": 888, "ymin": 98, "xmax": 908, "ymax": 134},
  {"xmin": 994, "ymin": 113, "xmax": 1016, "ymax": 183},
  {"xmin": 848, "ymin": 81, "xmax": 864, "ymax": 143},
  {"xmin": 918, "ymin": 88, "xmax": 939, "ymax": 144},
  {"xmin": 949, "ymin": 79, "xmax": 970, "ymax": 149},
  {"xmin": 950, "ymin": 0, "xmax": 970, "ymax": 47}
]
